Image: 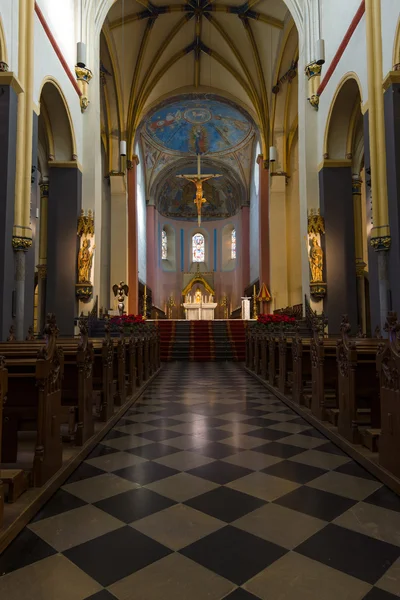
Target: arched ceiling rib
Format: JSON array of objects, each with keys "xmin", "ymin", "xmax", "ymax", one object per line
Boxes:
[{"xmin": 102, "ymin": 0, "xmax": 294, "ymax": 156}]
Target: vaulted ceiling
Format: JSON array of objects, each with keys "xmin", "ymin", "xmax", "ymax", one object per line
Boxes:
[{"xmin": 101, "ymin": 0, "xmax": 296, "ymax": 155}]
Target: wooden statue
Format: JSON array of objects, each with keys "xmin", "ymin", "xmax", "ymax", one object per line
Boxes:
[
  {"xmin": 78, "ymin": 238, "xmax": 95, "ymax": 283},
  {"xmin": 309, "ymin": 236, "xmax": 323, "ymax": 283}
]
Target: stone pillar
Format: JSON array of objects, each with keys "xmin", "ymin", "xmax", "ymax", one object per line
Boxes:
[
  {"xmin": 352, "ymin": 176, "xmax": 367, "ymax": 332},
  {"xmin": 269, "ymin": 174, "xmax": 288, "ymax": 309},
  {"xmin": 146, "ymin": 204, "xmax": 156, "ymax": 299},
  {"xmin": 37, "ymin": 180, "xmax": 49, "ymax": 332},
  {"xmin": 12, "ymin": 0, "xmax": 35, "ymax": 339},
  {"xmin": 127, "ymin": 157, "xmax": 139, "ymax": 314},
  {"xmin": 258, "ymin": 156, "xmax": 270, "ymax": 292},
  {"xmin": 319, "ymin": 166, "xmax": 358, "ymax": 333},
  {"xmin": 241, "ymin": 206, "xmax": 250, "ymax": 294},
  {"xmin": 46, "ymin": 165, "xmax": 82, "ymax": 336},
  {"xmin": 109, "ymin": 173, "xmax": 127, "ymax": 309},
  {"xmin": 365, "ymin": 0, "xmax": 391, "ymax": 329},
  {"xmin": 384, "ymin": 72, "xmax": 400, "ymax": 314},
  {"xmin": 0, "ymin": 75, "xmax": 20, "ymax": 340}
]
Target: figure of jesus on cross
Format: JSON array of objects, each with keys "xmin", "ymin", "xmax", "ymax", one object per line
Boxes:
[{"xmin": 177, "ymin": 154, "xmax": 222, "ymax": 226}]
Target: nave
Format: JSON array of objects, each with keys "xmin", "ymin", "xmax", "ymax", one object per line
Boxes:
[{"xmin": 0, "ymin": 363, "xmax": 400, "ymax": 600}]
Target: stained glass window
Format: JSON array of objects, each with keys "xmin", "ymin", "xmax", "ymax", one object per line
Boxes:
[
  {"xmin": 161, "ymin": 229, "xmax": 167, "ymax": 260},
  {"xmin": 192, "ymin": 233, "xmax": 205, "ymax": 262},
  {"xmin": 231, "ymin": 229, "xmax": 236, "ymax": 259}
]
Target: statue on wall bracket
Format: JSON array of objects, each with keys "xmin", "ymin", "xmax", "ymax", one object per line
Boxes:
[
  {"xmin": 76, "ymin": 210, "xmax": 95, "ymax": 302},
  {"xmin": 307, "ymin": 209, "xmax": 326, "ymax": 300}
]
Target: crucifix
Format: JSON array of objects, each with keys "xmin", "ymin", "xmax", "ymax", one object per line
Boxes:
[{"xmin": 177, "ymin": 154, "xmax": 222, "ymax": 226}]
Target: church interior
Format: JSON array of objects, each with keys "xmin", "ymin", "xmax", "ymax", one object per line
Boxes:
[{"xmin": 1, "ymin": 0, "xmax": 400, "ymax": 598}]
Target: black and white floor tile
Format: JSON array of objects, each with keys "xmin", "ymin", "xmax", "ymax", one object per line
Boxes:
[{"xmin": 1, "ymin": 362, "xmax": 400, "ymax": 599}]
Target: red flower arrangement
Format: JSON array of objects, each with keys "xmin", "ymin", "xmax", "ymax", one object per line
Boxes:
[
  {"xmin": 257, "ymin": 314, "xmax": 296, "ymax": 326},
  {"xmin": 110, "ymin": 314, "xmax": 146, "ymax": 328}
]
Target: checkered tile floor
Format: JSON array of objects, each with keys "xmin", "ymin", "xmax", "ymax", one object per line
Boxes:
[{"xmin": 1, "ymin": 363, "xmax": 400, "ymax": 600}]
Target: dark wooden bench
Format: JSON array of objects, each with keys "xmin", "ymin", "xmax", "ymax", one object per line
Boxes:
[
  {"xmin": 337, "ymin": 316, "xmax": 381, "ymax": 446},
  {"xmin": 308, "ymin": 329, "xmax": 339, "ymax": 421},
  {"xmin": 278, "ymin": 328, "xmax": 293, "ymax": 395},
  {"xmin": 291, "ymin": 332, "xmax": 312, "ymax": 406},
  {"xmin": 376, "ymin": 312, "xmax": 400, "ymax": 477},
  {"xmin": 0, "ymin": 315, "xmax": 64, "ymax": 487}
]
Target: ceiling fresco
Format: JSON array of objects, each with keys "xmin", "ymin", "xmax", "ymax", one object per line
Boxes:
[
  {"xmin": 142, "ymin": 96, "xmax": 254, "ymax": 156},
  {"xmin": 139, "ymin": 95, "xmax": 256, "ymax": 220}
]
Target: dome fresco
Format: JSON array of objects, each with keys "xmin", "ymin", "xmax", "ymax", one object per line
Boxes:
[{"xmin": 142, "ymin": 96, "xmax": 253, "ymax": 155}]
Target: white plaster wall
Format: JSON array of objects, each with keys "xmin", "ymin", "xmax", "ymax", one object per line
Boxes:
[
  {"xmin": 381, "ymin": 0, "xmax": 400, "ymax": 74},
  {"xmin": 35, "ymin": 0, "xmax": 77, "ymax": 67},
  {"xmin": 0, "ymin": 0, "xmax": 19, "ymax": 70},
  {"xmin": 136, "ymin": 147, "xmax": 147, "ymax": 284},
  {"xmin": 33, "ymin": 14, "xmax": 83, "ymax": 160},
  {"xmin": 317, "ymin": 2, "xmax": 368, "ymax": 161},
  {"xmin": 249, "ymin": 142, "xmax": 260, "ymax": 283}
]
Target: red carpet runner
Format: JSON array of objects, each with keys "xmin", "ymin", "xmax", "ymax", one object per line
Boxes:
[{"xmin": 157, "ymin": 320, "xmax": 246, "ymax": 362}]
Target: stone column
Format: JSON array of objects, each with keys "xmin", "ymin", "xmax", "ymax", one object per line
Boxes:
[
  {"xmin": 319, "ymin": 166, "xmax": 358, "ymax": 333},
  {"xmin": 384, "ymin": 71, "xmax": 400, "ymax": 314},
  {"xmin": 109, "ymin": 173, "xmax": 127, "ymax": 309},
  {"xmin": 37, "ymin": 180, "xmax": 49, "ymax": 333},
  {"xmin": 0, "ymin": 74, "xmax": 20, "ymax": 340},
  {"xmin": 127, "ymin": 157, "xmax": 139, "ymax": 314},
  {"xmin": 241, "ymin": 206, "xmax": 250, "ymax": 294},
  {"xmin": 46, "ymin": 165, "xmax": 82, "ymax": 336},
  {"xmin": 365, "ymin": 0, "xmax": 391, "ymax": 329},
  {"xmin": 258, "ymin": 156, "xmax": 270, "ymax": 292},
  {"xmin": 269, "ymin": 174, "xmax": 288, "ymax": 309},
  {"xmin": 13, "ymin": 0, "xmax": 35, "ymax": 339},
  {"xmin": 352, "ymin": 176, "xmax": 367, "ymax": 332},
  {"xmin": 146, "ymin": 204, "xmax": 156, "ymax": 300}
]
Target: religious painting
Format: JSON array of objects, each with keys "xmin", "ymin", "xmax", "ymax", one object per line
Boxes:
[
  {"xmin": 192, "ymin": 233, "xmax": 205, "ymax": 262},
  {"xmin": 157, "ymin": 174, "xmax": 239, "ymax": 221},
  {"xmin": 142, "ymin": 96, "xmax": 253, "ymax": 155}
]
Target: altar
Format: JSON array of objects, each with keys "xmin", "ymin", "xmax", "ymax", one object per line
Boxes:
[{"xmin": 183, "ymin": 288, "xmax": 217, "ymax": 320}]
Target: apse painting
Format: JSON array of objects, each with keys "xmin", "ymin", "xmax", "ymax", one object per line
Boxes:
[
  {"xmin": 144, "ymin": 98, "xmax": 252, "ymax": 155},
  {"xmin": 158, "ymin": 176, "xmax": 237, "ymax": 221}
]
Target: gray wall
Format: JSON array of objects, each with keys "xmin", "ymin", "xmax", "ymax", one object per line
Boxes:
[
  {"xmin": 46, "ymin": 167, "xmax": 82, "ymax": 336},
  {"xmin": 319, "ymin": 166, "xmax": 358, "ymax": 333},
  {"xmin": 384, "ymin": 83, "xmax": 400, "ymax": 315},
  {"xmin": 0, "ymin": 85, "xmax": 18, "ymax": 340}
]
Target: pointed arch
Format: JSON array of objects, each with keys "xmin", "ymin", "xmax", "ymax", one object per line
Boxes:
[
  {"xmin": 38, "ymin": 77, "xmax": 77, "ymax": 160},
  {"xmin": 323, "ymin": 72, "xmax": 364, "ymax": 160}
]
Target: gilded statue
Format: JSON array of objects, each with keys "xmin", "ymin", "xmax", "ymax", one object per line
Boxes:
[
  {"xmin": 195, "ymin": 287, "xmax": 202, "ymax": 303},
  {"xmin": 78, "ymin": 239, "xmax": 95, "ymax": 283},
  {"xmin": 112, "ymin": 281, "xmax": 129, "ymax": 316},
  {"xmin": 309, "ymin": 236, "xmax": 323, "ymax": 282}
]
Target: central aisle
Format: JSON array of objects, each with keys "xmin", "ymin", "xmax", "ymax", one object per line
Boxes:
[{"xmin": 1, "ymin": 363, "xmax": 400, "ymax": 599}]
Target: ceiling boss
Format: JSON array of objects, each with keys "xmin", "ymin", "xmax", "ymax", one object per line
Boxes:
[{"xmin": 176, "ymin": 154, "xmax": 222, "ymax": 226}]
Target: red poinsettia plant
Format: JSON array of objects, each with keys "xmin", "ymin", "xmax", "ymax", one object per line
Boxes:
[
  {"xmin": 110, "ymin": 314, "xmax": 146, "ymax": 328},
  {"xmin": 257, "ymin": 313, "xmax": 296, "ymax": 327}
]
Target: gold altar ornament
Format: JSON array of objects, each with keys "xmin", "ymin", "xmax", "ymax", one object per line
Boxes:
[
  {"xmin": 177, "ymin": 154, "xmax": 222, "ymax": 226},
  {"xmin": 307, "ymin": 209, "xmax": 325, "ymax": 236},
  {"xmin": 78, "ymin": 238, "xmax": 95, "ymax": 283},
  {"xmin": 77, "ymin": 209, "xmax": 95, "ymax": 237}
]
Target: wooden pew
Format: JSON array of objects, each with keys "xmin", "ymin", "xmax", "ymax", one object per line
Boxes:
[
  {"xmin": 91, "ymin": 323, "xmax": 114, "ymax": 422},
  {"xmin": 0, "ymin": 357, "xmax": 6, "ymax": 525},
  {"xmin": 309, "ymin": 325, "xmax": 339, "ymax": 421},
  {"xmin": 0, "ymin": 314, "xmax": 64, "ymax": 487},
  {"xmin": 291, "ymin": 331, "xmax": 312, "ymax": 406},
  {"xmin": 337, "ymin": 316, "xmax": 381, "ymax": 445},
  {"xmin": 260, "ymin": 332, "xmax": 268, "ymax": 380},
  {"xmin": 278, "ymin": 328, "xmax": 293, "ymax": 395},
  {"xmin": 376, "ymin": 312, "xmax": 400, "ymax": 477},
  {"xmin": 113, "ymin": 329, "xmax": 127, "ymax": 407},
  {"xmin": 268, "ymin": 331, "xmax": 279, "ymax": 387},
  {"xmin": 127, "ymin": 333, "xmax": 137, "ymax": 396},
  {"xmin": 246, "ymin": 328, "xmax": 254, "ymax": 370}
]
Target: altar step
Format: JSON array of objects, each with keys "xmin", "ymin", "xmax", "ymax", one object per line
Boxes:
[{"xmin": 157, "ymin": 320, "xmax": 246, "ymax": 362}]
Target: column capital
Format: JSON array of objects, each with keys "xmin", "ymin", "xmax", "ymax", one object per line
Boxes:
[
  {"xmin": 12, "ymin": 236, "xmax": 32, "ymax": 251},
  {"xmin": 352, "ymin": 178, "xmax": 363, "ymax": 195},
  {"xmin": 36, "ymin": 264, "xmax": 47, "ymax": 279},
  {"xmin": 305, "ymin": 62, "xmax": 322, "ymax": 80}
]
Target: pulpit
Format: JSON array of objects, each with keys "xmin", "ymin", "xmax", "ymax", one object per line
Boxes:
[{"xmin": 183, "ymin": 291, "xmax": 217, "ymax": 320}]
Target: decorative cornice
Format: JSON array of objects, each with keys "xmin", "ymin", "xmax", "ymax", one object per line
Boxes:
[
  {"xmin": 370, "ymin": 235, "xmax": 391, "ymax": 251},
  {"xmin": 383, "ymin": 70, "xmax": 400, "ymax": 92},
  {"xmin": 305, "ymin": 62, "xmax": 322, "ymax": 80},
  {"xmin": 75, "ymin": 66, "xmax": 93, "ymax": 83},
  {"xmin": 12, "ymin": 236, "xmax": 32, "ymax": 251},
  {"xmin": 318, "ymin": 158, "xmax": 352, "ymax": 171},
  {"xmin": 0, "ymin": 71, "xmax": 24, "ymax": 94}
]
